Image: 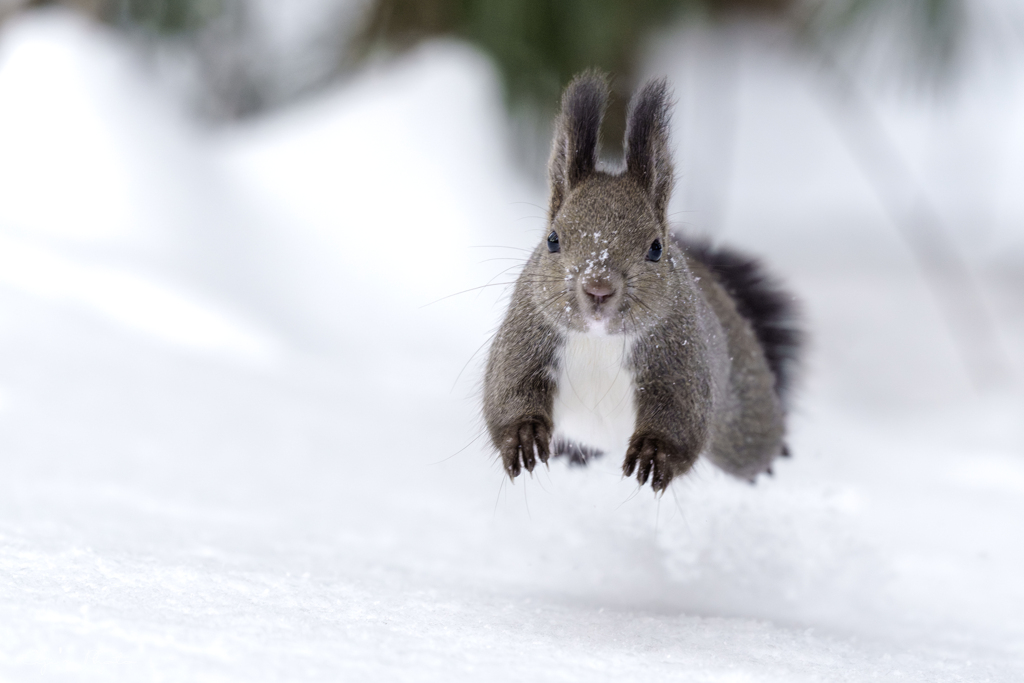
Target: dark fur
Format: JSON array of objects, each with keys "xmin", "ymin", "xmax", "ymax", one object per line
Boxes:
[
  {"xmin": 677, "ymin": 238, "xmax": 803, "ymax": 408},
  {"xmin": 552, "ymin": 437, "xmax": 602, "ymax": 466},
  {"xmin": 625, "ymin": 79, "xmax": 674, "ymax": 222},
  {"xmin": 548, "ymin": 71, "xmax": 608, "ymax": 220}
]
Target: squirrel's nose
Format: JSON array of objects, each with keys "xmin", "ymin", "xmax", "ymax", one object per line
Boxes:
[{"xmin": 583, "ymin": 282, "xmax": 615, "ymax": 306}]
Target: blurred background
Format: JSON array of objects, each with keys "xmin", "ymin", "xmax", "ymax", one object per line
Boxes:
[
  {"xmin": 1, "ymin": 0, "xmax": 1023, "ymax": 680},
  {"xmin": 1, "ymin": 0, "xmax": 1022, "ymax": 389}
]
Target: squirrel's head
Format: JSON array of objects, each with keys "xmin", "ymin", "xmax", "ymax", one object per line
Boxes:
[{"xmin": 529, "ymin": 71, "xmax": 682, "ymax": 336}]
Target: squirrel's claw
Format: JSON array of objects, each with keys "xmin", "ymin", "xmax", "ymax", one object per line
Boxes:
[
  {"xmin": 500, "ymin": 418, "xmax": 551, "ymax": 481},
  {"xmin": 518, "ymin": 423, "xmax": 537, "ymax": 473},
  {"xmin": 502, "ymin": 445, "xmax": 521, "ymax": 479},
  {"xmin": 634, "ymin": 440, "xmax": 657, "ymax": 485},
  {"xmin": 624, "ymin": 434, "xmax": 689, "ymax": 493}
]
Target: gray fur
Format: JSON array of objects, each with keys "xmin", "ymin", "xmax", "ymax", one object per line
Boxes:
[{"xmin": 483, "ymin": 72, "xmax": 797, "ymax": 491}]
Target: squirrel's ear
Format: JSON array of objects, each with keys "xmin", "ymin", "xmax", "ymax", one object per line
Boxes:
[
  {"xmin": 624, "ymin": 78, "xmax": 674, "ymax": 225},
  {"xmin": 548, "ymin": 71, "xmax": 608, "ymax": 220}
]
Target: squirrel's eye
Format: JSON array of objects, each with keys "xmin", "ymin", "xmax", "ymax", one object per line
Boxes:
[
  {"xmin": 547, "ymin": 231, "xmax": 560, "ymax": 253},
  {"xmin": 646, "ymin": 239, "xmax": 663, "ymax": 262}
]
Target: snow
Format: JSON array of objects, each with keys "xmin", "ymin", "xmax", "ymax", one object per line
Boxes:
[{"xmin": 1, "ymin": 11, "xmax": 1023, "ymax": 682}]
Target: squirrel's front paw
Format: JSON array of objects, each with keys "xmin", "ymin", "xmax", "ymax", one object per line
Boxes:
[
  {"xmin": 499, "ymin": 418, "xmax": 551, "ymax": 480},
  {"xmin": 622, "ymin": 434, "xmax": 692, "ymax": 492}
]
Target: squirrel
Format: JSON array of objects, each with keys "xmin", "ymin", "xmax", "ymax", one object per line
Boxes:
[{"xmin": 483, "ymin": 71, "xmax": 802, "ymax": 492}]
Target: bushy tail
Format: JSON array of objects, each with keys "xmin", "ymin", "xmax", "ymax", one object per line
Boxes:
[{"xmin": 676, "ymin": 236, "xmax": 803, "ymax": 409}]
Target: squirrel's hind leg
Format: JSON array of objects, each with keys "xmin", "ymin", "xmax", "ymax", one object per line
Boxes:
[{"xmin": 551, "ymin": 438, "xmax": 603, "ymax": 466}]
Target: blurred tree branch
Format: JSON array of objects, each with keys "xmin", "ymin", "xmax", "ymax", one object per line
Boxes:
[
  {"xmin": 801, "ymin": 0, "xmax": 967, "ymax": 88},
  {"xmin": 807, "ymin": 43, "xmax": 1012, "ymax": 390},
  {"xmin": 2, "ymin": 0, "xmax": 215, "ymax": 33},
  {"xmin": 348, "ymin": 0, "xmax": 792, "ymax": 152},
  {"xmin": 0, "ymin": 0, "xmax": 273, "ymax": 118},
  {"xmin": 1, "ymin": 0, "xmax": 970, "ymax": 125}
]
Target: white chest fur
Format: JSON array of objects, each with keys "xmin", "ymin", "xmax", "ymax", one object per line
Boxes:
[{"xmin": 551, "ymin": 332, "xmax": 637, "ymax": 457}]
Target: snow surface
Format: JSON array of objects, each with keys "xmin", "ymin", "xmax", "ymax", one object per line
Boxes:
[{"xmin": 1, "ymin": 11, "xmax": 1023, "ymax": 682}]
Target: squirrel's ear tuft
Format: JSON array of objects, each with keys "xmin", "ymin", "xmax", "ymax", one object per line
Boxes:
[
  {"xmin": 624, "ymin": 78, "xmax": 674, "ymax": 225},
  {"xmin": 548, "ymin": 71, "xmax": 608, "ymax": 220}
]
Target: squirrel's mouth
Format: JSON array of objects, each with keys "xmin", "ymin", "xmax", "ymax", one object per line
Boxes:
[{"xmin": 582, "ymin": 300, "xmax": 629, "ymax": 334}]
